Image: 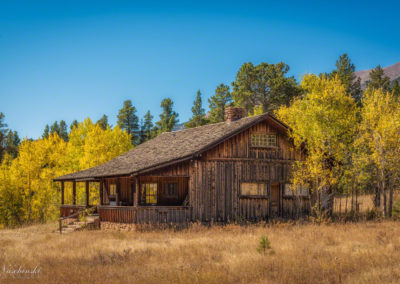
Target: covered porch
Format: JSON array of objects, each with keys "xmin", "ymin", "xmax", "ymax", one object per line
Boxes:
[
  {"xmin": 57, "ymin": 175, "xmax": 191, "ymax": 224},
  {"xmin": 59, "ymin": 179, "xmax": 98, "ymax": 217}
]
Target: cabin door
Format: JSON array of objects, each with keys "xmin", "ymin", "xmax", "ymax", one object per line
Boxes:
[{"xmin": 270, "ymin": 183, "xmax": 280, "ymax": 216}]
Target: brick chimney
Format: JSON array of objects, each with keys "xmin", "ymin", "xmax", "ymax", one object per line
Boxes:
[{"xmin": 225, "ymin": 107, "xmax": 245, "ymax": 122}]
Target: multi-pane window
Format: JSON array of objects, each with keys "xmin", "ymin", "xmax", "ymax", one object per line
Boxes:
[
  {"xmin": 240, "ymin": 182, "xmax": 268, "ymax": 196},
  {"xmin": 141, "ymin": 183, "xmax": 157, "ymax": 205},
  {"xmin": 109, "ymin": 184, "xmax": 117, "ymax": 196},
  {"xmin": 284, "ymin": 184, "xmax": 309, "ymax": 197},
  {"xmin": 164, "ymin": 183, "xmax": 178, "ymax": 197},
  {"xmin": 251, "ymin": 134, "xmax": 277, "ymax": 147}
]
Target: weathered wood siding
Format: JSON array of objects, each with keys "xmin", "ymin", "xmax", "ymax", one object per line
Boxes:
[
  {"xmin": 104, "ymin": 177, "xmax": 133, "ymax": 205},
  {"xmin": 139, "ymin": 176, "xmax": 188, "ymax": 206},
  {"xmin": 203, "ymin": 120, "xmax": 300, "ymax": 161},
  {"xmin": 141, "ymin": 162, "xmax": 190, "ymax": 177},
  {"xmin": 239, "ymin": 198, "xmax": 269, "ymax": 220},
  {"xmin": 99, "ymin": 206, "xmax": 191, "ymax": 224},
  {"xmin": 189, "ymin": 120, "xmax": 303, "ymax": 221},
  {"xmin": 282, "ymin": 197, "xmax": 311, "ymax": 218},
  {"xmin": 99, "ymin": 206, "xmax": 136, "ymax": 223}
]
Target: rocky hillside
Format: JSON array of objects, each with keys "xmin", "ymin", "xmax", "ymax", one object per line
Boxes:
[{"xmin": 355, "ymin": 62, "xmax": 400, "ymax": 87}]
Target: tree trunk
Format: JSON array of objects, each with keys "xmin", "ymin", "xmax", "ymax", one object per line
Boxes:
[
  {"xmin": 382, "ymin": 170, "xmax": 387, "ymax": 217},
  {"xmin": 351, "ymin": 187, "xmax": 354, "ymax": 212},
  {"xmin": 355, "ymin": 187, "xmax": 359, "ymax": 213},
  {"xmin": 374, "ymin": 186, "xmax": 380, "ymax": 209},
  {"xmin": 321, "ymin": 185, "xmax": 333, "ymax": 216},
  {"xmin": 388, "ymin": 183, "xmax": 394, "ymax": 218}
]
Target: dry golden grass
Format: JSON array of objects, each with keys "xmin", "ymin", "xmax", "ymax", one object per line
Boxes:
[{"xmin": 1, "ymin": 221, "xmax": 400, "ymax": 283}]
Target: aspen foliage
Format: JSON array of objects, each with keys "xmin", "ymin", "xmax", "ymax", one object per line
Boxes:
[
  {"xmin": 0, "ymin": 119, "xmax": 132, "ymax": 226},
  {"xmin": 276, "ymin": 75, "xmax": 358, "ymax": 196},
  {"xmin": 354, "ymin": 89, "xmax": 400, "ymax": 216}
]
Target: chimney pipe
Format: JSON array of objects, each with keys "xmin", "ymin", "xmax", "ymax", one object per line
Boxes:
[{"xmin": 225, "ymin": 107, "xmax": 245, "ymax": 122}]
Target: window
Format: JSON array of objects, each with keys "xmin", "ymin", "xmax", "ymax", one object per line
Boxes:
[
  {"xmin": 251, "ymin": 134, "xmax": 277, "ymax": 148},
  {"xmin": 284, "ymin": 184, "xmax": 309, "ymax": 197},
  {"xmin": 109, "ymin": 184, "xmax": 117, "ymax": 196},
  {"xmin": 241, "ymin": 182, "xmax": 267, "ymax": 196},
  {"xmin": 164, "ymin": 183, "xmax": 178, "ymax": 198},
  {"xmin": 141, "ymin": 183, "xmax": 157, "ymax": 205}
]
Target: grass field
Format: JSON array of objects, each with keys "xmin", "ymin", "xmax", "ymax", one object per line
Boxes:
[{"xmin": 1, "ymin": 221, "xmax": 400, "ymax": 283}]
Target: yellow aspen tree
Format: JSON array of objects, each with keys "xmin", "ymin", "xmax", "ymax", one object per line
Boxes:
[
  {"xmin": 355, "ymin": 89, "xmax": 400, "ymax": 217},
  {"xmin": 276, "ymin": 74, "xmax": 358, "ymax": 214}
]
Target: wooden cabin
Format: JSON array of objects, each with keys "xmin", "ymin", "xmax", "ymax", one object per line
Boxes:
[{"xmin": 54, "ymin": 107, "xmax": 310, "ymax": 225}]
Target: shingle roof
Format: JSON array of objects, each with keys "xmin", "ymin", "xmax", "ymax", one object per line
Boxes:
[{"xmin": 54, "ymin": 113, "xmax": 286, "ymax": 181}]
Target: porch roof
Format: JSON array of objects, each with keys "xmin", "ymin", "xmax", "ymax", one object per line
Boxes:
[{"xmin": 54, "ymin": 113, "xmax": 288, "ymax": 181}]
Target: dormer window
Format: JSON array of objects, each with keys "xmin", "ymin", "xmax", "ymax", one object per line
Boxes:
[{"xmin": 251, "ymin": 134, "xmax": 277, "ymax": 148}]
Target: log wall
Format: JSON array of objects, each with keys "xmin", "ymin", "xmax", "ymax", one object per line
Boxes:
[
  {"xmin": 104, "ymin": 177, "xmax": 133, "ymax": 205},
  {"xmin": 188, "ymin": 120, "xmax": 305, "ymax": 221},
  {"xmin": 139, "ymin": 176, "xmax": 189, "ymax": 206},
  {"xmin": 282, "ymin": 197, "xmax": 311, "ymax": 218}
]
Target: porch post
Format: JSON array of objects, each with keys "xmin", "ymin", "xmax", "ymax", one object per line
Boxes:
[
  {"xmin": 61, "ymin": 181, "xmax": 64, "ymax": 205},
  {"xmin": 116, "ymin": 178, "xmax": 120, "ymax": 206},
  {"xmin": 134, "ymin": 177, "xmax": 139, "ymax": 207},
  {"xmin": 72, "ymin": 181, "xmax": 76, "ymax": 205},
  {"xmin": 99, "ymin": 179, "xmax": 104, "ymax": 206},
  {"xmin": 85, "ymin": 181, "xmax": 89, "ymax": 207}
]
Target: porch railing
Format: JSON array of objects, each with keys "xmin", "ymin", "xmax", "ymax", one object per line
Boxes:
[
  {"xmin": 60, "ymin": 205, "xmax": 86, "ymax": 218},
  {"xmin": 98, "ymin": 206, "xmax": 192, "ymax": 224}
]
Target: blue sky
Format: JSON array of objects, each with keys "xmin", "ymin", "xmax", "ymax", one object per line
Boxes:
[{"xmin": 1, "ymin": 1, "xmax": 399, "ymax": 139}]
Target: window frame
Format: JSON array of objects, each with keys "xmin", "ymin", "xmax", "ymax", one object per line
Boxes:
[
  {"xmin": 163, "ymin": 182, "xmax": 179, "ymax": 198},
  {"xmin": 140, "ymin": 183, "xmax": 158, "ymax": 205},
  {"xmin": 250, "ymin": 133, "xmax": 278, "ymax": 148},
  {"xmin": 284, "ymin": 183, "xmax": 310, "ymax": 197},
  {"xmin": 240, "ymin": 182, "xmax": 268, "ymax": 198},
  {"xmin": 109, "ymin": 184, "xmax": 117, "ymax": 198}
]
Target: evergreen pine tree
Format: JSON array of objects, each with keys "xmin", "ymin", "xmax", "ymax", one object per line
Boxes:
[
  {"xmin": 140, "ymin": 110, "xmax": 154, "ymax": 143},
  {"xmin": 0, "ymin": 112, "xmax": 8, "ymax": 161},
  {"xmin": 208, "ymin": 84, "xmax": 233, "ymax": 123},
  {"xmin": 117, "ymin": 100, "xmax": 139, "ymax": 145},
  {"xmin": 155, "ymin": 98, "xmax": 179, "ymax": 134},
  {"xmin": 392, "ymin": 80, "xmax": 400, "ymax": 97},
  {"xmin": 4, "ymin": 130, "xmax": 20, "ymax": 158},
  {"xmin": 330, "ymin": 53, "xmax": 362, "ymax": 103},
  {"xmin": 367, "ymin": 65, "xmax": 391, "ymax": 92},
  {"xmin": 59, "ymin": 120, "xmax": 68, "ymax": 141},
  {"xmin": 231, "ymin": 62, "xmax": 301, "ymax": 114},
  {"xmin": 50, "ymin": 121, "xmax": 60, "ymax": 136},
  {"xmin": 70, "ymin": 120, "xmax": 79, "ymax": 131},
  {"xmin": 97, "ymin": 114, "xmax": 109, "ymax": 130},
  {"xmin": 185, "ymin": 90, "xmax": 208, "ymax": 128},
  {"xmin": 42, "ymin": 124, "xmax": 50, "ymax": 139}
]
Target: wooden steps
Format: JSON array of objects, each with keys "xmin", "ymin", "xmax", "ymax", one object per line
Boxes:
[{"xmin": 59, "ymin": 215, "xmax": 99, "ymax": 234}]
